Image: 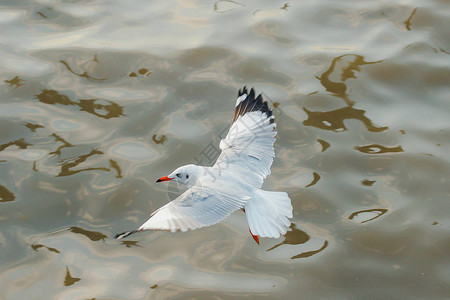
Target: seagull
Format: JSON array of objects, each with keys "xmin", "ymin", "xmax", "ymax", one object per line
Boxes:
[{"xmin": 115, "ymin": 87, "xmax": 293, "ymax": 244}]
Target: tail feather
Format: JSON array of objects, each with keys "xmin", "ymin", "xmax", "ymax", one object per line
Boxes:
[{"xmin": 245, "ymin": 190, "xmax": 293, "ymax": 238}]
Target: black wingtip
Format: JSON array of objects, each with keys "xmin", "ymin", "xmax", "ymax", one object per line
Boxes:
[
  {"xmin": 248, "ymin": 88, "xmax": 255, "ymax": 100},
  {"xmin": 238, "ymin": 86, "xmax": 248, "ymax": 97},
  {"xmin": 115, "ymin": 230, "xmax": 138, "ymax": 240},
  {"xmin": 233, "ymin": 87, "xmax": 274, "ymax": 124}
]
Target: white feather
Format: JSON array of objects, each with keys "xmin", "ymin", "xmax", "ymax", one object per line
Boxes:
[
  {"xmin": 235, "ymin": 94, "xmax": 247, "ymax": 106},
  {"xmin": 139, "ymin": 186, "xmax": 250, "ymax": 232},
  {"xmin": 215, "ymin": 111, "xmax": 276, "ymax": 188},
  {"xmin": 245, "ymin": 190, "xmax": 292, "ymax": 238}
]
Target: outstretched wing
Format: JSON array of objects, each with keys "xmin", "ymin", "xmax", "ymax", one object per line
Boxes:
[
  {"xmin": 213, "ymin": 87, "xmax": 277, "ymax": 188},
  {"xmin": 115, "ymin": 186, "xmax": 250, "ymax": 239}
]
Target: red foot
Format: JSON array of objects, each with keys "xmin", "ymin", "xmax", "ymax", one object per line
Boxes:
[
  {"xmin": 249, "ymin": 228, "xmax": 259, "ymax": 244},
  {"xmin": 241, "ymin": 208, "xmax": 246, "ymax": 213}
]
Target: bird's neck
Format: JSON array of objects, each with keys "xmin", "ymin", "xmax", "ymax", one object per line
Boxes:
[{"xmin": 186, "ymin": 165, "xmax": 213, "ymax": 188}]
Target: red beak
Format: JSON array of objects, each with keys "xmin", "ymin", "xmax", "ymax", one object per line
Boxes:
[{"xmin": 156, "ymin": 176, "xmax": 174, "ymax": 183}]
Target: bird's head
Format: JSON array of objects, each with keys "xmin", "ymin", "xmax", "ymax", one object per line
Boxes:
[{"xmin": 156, "ymin": 164, "xmax": 200, "ymax": 187}]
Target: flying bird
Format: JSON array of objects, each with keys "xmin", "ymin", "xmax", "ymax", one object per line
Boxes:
[{"xmin": 115, "ymin": 87, "xmax": 293, "ymax": 244}]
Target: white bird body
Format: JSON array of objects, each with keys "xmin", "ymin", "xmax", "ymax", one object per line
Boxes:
[{"xmin": 115, "ymin": 87, "xmax": 293, "ymax": 243}]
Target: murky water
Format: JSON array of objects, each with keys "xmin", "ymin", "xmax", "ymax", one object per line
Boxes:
[{"xmin": 1, "ymin": 0, "xmax": 449, "ymax": 299}]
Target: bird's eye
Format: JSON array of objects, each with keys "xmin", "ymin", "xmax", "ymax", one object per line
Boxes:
[
  {"xmin": 176, "ymin": 173, "xmax": 182, "ymax": 178},
  {"xmin": 186, "ymin": 175, "xmax": 189, "ymax": 179}
]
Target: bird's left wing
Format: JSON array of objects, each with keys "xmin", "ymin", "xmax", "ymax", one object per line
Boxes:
[
  {"xmin": 115, "ymin": 186, "xmax": 250, "ymax": 239},
  {"xmin": 213, "ymin": 87, "xmax": 277, "ymax": 188}
]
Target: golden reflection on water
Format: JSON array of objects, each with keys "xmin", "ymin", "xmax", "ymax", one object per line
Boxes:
[
  {"xmin": 24, "ymin": 122, "xmax": 44, "ymax": 132},
  {"xmin": 291, "ymin": 241, "xmax": 329, "ymax": 259},
  {"xmin": 0, "ymin": 185, "xmax": 15, "ymax": 202},
  {"xmin": 69, "ymin": 226, "xmax": 107, "ymax": 242},
  {"xmin": 4, "ymin": 76, "xmax": 25, "ymax": 88},
  {"xmin": 267, "ymin": 224, "xmax": 328, "ymax": 260},
  {"xmin": 267, "ymin": 224, "xmax": 310, "ymax": 251},
  {"xmin": 303, "ymin": 106, "xmax": 388, "ymax": 132},
  {"xmin": 63, "ymin": 266, "xmax": 81, "ymax": 287},
  {"xmin": 0, "ymin": 138, "xmax": 32, "ymax": 151},
  {"xmin": 55, "ymin": 152, "xmax": 122, "ymax": 178},
  {"xmin": 152, "ymin": 134, "xmax": 168, "ymax": 145},
  {"xmin": 355, "ymin": 144, "xmax": 404, "ymax": 154},
  {"xmin": 348, "ymin": 208, "xmax": 388, "ymax": 223},
  {"xmin": 361, "ymin": 179, "xmax": 376, "ymax": 186},
  {"xmin": 78, "ymin": 99, "xmax": 125, "ymax": 119},
  {"xmin": 305, "ymin": 54, "xmax": 389, "ymax": 133},
  {"xmin": 280, "ymin": 3, "xmax": 290, "ymax": 10},
  {"xmin": 121, "ymin": 241, "xmax": 142, "ymax": 248},
  {"xmin": 31, "ymin": 244, "xmax": 60, "ymax": 253},
  {"xmin": 59, "ymin": 60, "xmax": 106, "ymax": 81},
  {"xmin": 315, "ymin": 55, "xmax": 382, "ymax": 105},
  {"xmin": 129, "ymin": 68, "xmax": 151, "ymax": 77},
  {"xmin": 317, "ymin": 139, "xmax": 330, "ymax": 152},
  {"xmin": 49, "ymin": 133, "xmax": 73, "ymax": 157},
  {"xmin": 404, "ymin": 8, "xmax": 418, "ymax": 31},
  {"xmin": 266, "ymin": 219, "xmax": 328, "ymax": 259},
  {"xmin": 109, "ymin": 159, "xmax": 123, "ymax": 179},
  {"xmin": 213, "ymin": 0, "xmax": 245, "ymax": 14},
  {"xmin": 57, "ymin": 150, "xmax": 110, "ymax": 177},
  {"xmin": 0, "ymin": 100, "xmax": 124, "ymax": 178},
  {"xmin": 305, "ymin": 172, "xmax": 321, "ymax": 188},
  {"xmin": 35, "ymin": 90, "xmax": 124, "ymax": 119}
]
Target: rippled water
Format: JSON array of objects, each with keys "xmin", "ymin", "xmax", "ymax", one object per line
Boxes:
[{"xmin": 1, "ymin": 0, "xmax": 449, "ymax": 299}]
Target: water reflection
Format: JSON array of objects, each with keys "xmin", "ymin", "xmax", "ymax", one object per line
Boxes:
[
  {"xmin": 4, "ymin": 112, "xmax": 122, "ymax": 178},
  {"xmin": 0, "ymin": 138, "xmax": 32, "ymax": 151},
  {"xmin": 303, "ymin": 106, "xmax": 388, "ymax": 132},
  {"xmin": 317, "ymin": 139, "xmax": 330, "ymax": 152},
  {"xmin": 36, "ymin": 89, "xmax": 74, "ymax": 105},
  {"xmin": 35, "ymin": 90, "xmax": 124, "ymax": 119},
  {"xmin": 129, "ymin": 68, "xmax": 151, "ymax": 77},
  {"xmin": 265, "ymin": 223, "xmax": 328, "ymax": 259},
  {"xmin": 121, "ymin": 241, "xmax": 142, "ymax": 248},
  {"xmin": 152, "ymin": 134, "xmax": 167, "ymax": 144},
  {"xmin": 316, "ymin": 55, "xmax": 381, "ymax": 104},
  {"xmin": 281, "ymin": 3, "xmax": 290, "ymax": 10},
  {"xmin": 305, "ymin": 54, "xmax": 388, "ymax": 133},
  {"xmin": 0, "ymin": 185, "xmax": 15, "ymax": 202},
  {"xmin": 267, "ymin": 223, "xmax": 328, "ymax": 259},
  {"xmin": 63, "ymin": 266, "xmax": 80, "ymax": 286},
  {"xmin": 4, "ymin": 76, "xmax": 24, "ymax": 88},
  {"xmin": 109, "ymin": 159, "xmax": 123, "ymax": 179},
  {"xmin": 36, "ymin": 11, "xmax": 47, "ymax": 19},
  {"xmin": 267, "ymin": 223, "xmax": 310, "ymax": 251},
  {"xmin": 60, "ymin": 60, "xmax": 106, "ymax": 81},
  {"xmin": 349, "ymin": 208, "xmax": 388, "ymax": 223},
  {"xmin": 291, "ymin": 241, "xmax": 328, "ymax": 259},
  {"xmin": 69, "ymin": 226, "xmax": 106, "ymax": 241},
  {"xmin": 24, "ymin": 122, "xmax": 44, "ymax": 132},
  {"xmin": 361, "ymin": 179, "xmax": 376, "ymax": 186},
  {"xmin": 49, "ymin": 133, "xmax": 73, "ymax": 157},
  {"xmin": 31, "ymin": 244, "xmax": 60, "ymax": 253},
  {"xmin": 404, "ymin": 8, "xmax": 418, "ymax": 31},
  {"xmin": 57, "ymin": 150, "xmax": 110, "ymax": 177},
  {"xmin": 305, "ymin": 172, "xmax": 321, "ymax": 187},
  {"xmin": 213, "ymin": 0, "xmax": 245, "ymax": 13},
  {"xmin": 355, "ymin": 144, "xmax": 404, "ymax": 154}
]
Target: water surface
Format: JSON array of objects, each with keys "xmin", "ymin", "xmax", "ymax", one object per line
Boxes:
[{"xmin": 1, "ymin": 0, "xmax": 449, "ymax": 299}]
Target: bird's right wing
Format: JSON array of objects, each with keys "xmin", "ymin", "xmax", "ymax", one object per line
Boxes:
[{"xmin": 134, "ymin": 186, "xmax": 250, "ymax": 234}]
